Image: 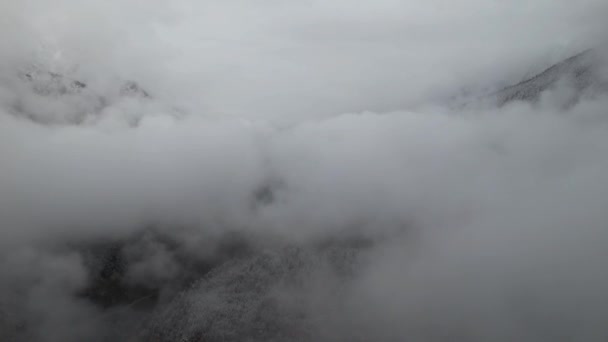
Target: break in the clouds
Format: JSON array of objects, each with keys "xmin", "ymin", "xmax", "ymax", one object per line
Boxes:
[{"xmin": 1, "ymin": 1, "xmax": 608, "ymax": 341}]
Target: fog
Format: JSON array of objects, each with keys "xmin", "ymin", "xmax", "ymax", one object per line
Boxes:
[{"xmin": 1, "ymin": 1, "xmax": 608, "ymax": 341}]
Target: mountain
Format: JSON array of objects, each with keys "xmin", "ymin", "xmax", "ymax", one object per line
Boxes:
[
  {"xmin": 3, "ymin": 69, "xmax": 179, "ymax": 126},
  {"xmin": 137, "ymin": 242, "xmax": 365, "ymax": 342},
  {"xmin": 448, "ymin": 48, "xmax": 608, "ymax": 110},
  {"xmin": 2, "ymin": 48, "xmax": 607, "ymax": 342},
  {"xmin": 490, "ymin": 49, "xmax": 608, "ymax": 106}
]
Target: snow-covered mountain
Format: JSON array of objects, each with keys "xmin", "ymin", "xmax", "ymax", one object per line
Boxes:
[
  {"xmin": 1, "ymin": 48, "xmax": 608, "ymax": 342},
  {"xmin": 491, "ymin": 49, "xmax": 608, "ymax": 106}
]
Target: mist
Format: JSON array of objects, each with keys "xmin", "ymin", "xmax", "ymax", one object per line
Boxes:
[{"xmin": 1, "ymin": 1, "xmax": 608, "ymax": 341}]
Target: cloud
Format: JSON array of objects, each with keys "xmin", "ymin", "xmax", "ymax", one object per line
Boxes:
[
  {"xmin": 2, "ymin": 0, "xmax": 607, "ymax": 121},
  {"xmin": 1, "ymin": 1, "xmax": 608, "ymax": 341}
]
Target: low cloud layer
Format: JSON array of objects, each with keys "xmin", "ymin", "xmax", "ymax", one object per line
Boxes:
[{"xmin": 1, "ymin": 1, "xmax": 608, "ymax": 341}]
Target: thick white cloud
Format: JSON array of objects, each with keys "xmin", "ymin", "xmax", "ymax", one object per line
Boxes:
[{"xmin": 1, "ymin": 1, "xmax": 608, "ymax": 341}]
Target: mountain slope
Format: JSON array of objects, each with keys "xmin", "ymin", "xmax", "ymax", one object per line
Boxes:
[{"xmin": 491, "ymin": 49, "xmax": 608, "ymax": 106}]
